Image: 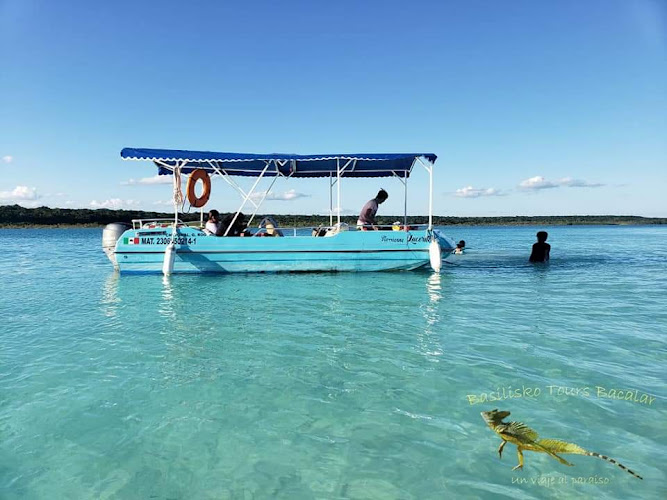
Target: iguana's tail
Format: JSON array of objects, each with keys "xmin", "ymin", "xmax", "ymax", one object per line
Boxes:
[
  {"xmin": 586, "ymin": 451, "xmax": 643, "ymax": 480},
  {"xmin": 537, "ymin": 439, "xmax": 643, "ymax": 480}
]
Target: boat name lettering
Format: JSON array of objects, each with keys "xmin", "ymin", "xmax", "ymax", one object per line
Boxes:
[
  {"xmin": 141, "ymin": 236, "xmax": 197, "ymax": 245},
  {"xmin": 380, "ymin": 236, "xmax": 405, "ymax": 243},
  {"xmin": 137, "ymin": 231, "xmax": 167, "ymax": 237},
  {"xmin": 407, "ymin": 234, "xmax": 431, "ymax": 243}
]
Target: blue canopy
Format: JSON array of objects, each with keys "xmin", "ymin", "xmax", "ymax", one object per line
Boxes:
[{"xmin": 120, "ymin": 148, "xmax": 436, "ymax": 178}]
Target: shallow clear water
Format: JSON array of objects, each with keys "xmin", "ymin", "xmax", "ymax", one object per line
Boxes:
[{"xmin": 1, "ymin": 226, "xmax": 665, "ymax": 499}]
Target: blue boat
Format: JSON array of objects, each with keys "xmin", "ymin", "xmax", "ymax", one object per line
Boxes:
[{"xmin": 103, "ymin": 149, "xmax": 456, "ymax": 274}]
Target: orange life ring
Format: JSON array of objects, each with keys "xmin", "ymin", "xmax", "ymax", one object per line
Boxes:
[{"xmin": 186, "ymin": 169, "xmax": 211, "ymax": 208}]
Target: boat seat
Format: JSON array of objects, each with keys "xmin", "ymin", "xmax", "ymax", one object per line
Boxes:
[{"xmin": 324, "ymin": 222, "xmax": 349, "ymax": 237}]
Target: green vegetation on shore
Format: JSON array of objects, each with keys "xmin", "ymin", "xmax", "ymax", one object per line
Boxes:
[{"xmin": 0, "ymin": 205, "xmax": 665, "ymax": 228}]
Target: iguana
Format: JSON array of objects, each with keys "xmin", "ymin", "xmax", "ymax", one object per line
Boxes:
[{"xmin": 481, "ymin": 409, "xmax": 643, "ymax": 480}]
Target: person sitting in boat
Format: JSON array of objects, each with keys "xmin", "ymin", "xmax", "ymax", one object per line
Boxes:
[
  {"xmin": 204, "ymin": 209, "xmax": 221, "ymax": 235},
  {"xmin": 357, "ymin": 189, "xmax": 388, "ymax": 231},
  {"xmin": 312, "ymin": 225, "xmax": 327, "ymax": 237},
  {"xmin": 454, "ymin": 240, "xmax": 465, "ymax": 254},
  {"xmin": 529, "ymin": 231, "xmax": 550, "ymax": 263},
  {"xmin": 219, "ymin": 212, "xmax": 250, "ymax": 236},
  {"xmin": 258, "ymin": 216, "xmax": 283, "ymax": 237}
]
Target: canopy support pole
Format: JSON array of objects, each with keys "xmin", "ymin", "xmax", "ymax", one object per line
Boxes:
[
  {"xmin": 224, "ymin": 161, "xmax": 270, "ymax": 236},
  {"xmin": 416, "ymin": 156, "xmax": 434, "ymax": 230},
  {"xmin": 247, "ymin": 160, "xmax": 281, "ymax": 227},
  {"xmin": 329, "ymin": 175, "xmax": 333, "ymax": 226},
  {"xmin": 331, "ymin": 158, "xmax": 354, "ymax": 226},
  {"xmin": 391, "ymin": 171, "xmax": 409, "ymax": 228},
  {"xmin": 336, "ymin": 159, "xmax": 341, "ymax": 225},
  {"xmin": 404, "ymin": 176, "xmax": 408, "ymax": 228},
  {"xmin": 207, "ymin": 162, "xmax": 260, "ymax": 210},
  {"xmin": 429, "ymin": 161, "xmax": 433, "ymax": 230},
  {"xmin": 164, "ymin": 161, "xmax": 184, "ymax": 276},
  {"xmin": 218, "ymin": 174, "xmax": 259, "ymax": 209}
]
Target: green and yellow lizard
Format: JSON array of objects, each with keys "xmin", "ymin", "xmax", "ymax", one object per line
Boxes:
[{"xmin": 481, "ymin": 409, "xmax": 642, "ymax": 480}]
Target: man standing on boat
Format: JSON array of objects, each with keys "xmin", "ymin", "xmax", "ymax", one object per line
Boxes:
[{"xmin": 357, "ymin": 189, "xmax": 388, "ymax": 230}]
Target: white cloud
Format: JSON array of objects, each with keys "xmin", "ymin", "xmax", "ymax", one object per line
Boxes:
[
  {"xmin": 19, "ymin": 200, "xmax": 41, "ymax": 208},
  {"xmin": 454, "ymin": 186, "xmax": 503, "ymax": 198},
  {"xmin": 2, "ymin": 155, "xmax": 13, "ymax": 164},
  {"xmin": 250, "ymin": 189, "xmax": 309, "ymax": 202},
  {"xmin": 519, "ymin": 175, "xmax": 604, "ymax": 190},
  {"xmin": 518, "ymin": 176, "xmax": 559, "ymax": 190},
  {"xmin": 0, "ymin": 185, "xmax": 40, "ymax": 201},
  {"xmin": 558, "ymin": 177, "xmax": 604, "ymax": 188},
  {"xmin": 90, "ymin": 199, "xmax": 141, "ymax": 209},
  {"xmin": 122, "ymin": 175, "xmax": 174, "ymax": 185},
  {"xmin": 325, "ymin": 206, "xmax": 356, "ymax": 216}
]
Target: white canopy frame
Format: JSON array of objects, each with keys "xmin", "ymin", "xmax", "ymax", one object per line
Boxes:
[
  {"xmin": 328, "ymin": 158, "xmax": 356, "ymax": 225},
  {"xmin": 222, "ymin": 161, "xmax": 271, "ymax": 236},
  {"xmin": 204, "ymin": 159, "xmax": 289, "ymax": 230},
  {"xmin": 415, "ymin": 156, "xmax": 435, "ymax": 230},
  {"xmin": 154, "ymin": 155, "xmax": 434, "ymax": 233},
  {"xmin": 154, "ymin": 159, "xmax": 187, "ymax": 238},
  {"xmin": 390, "ymin": 172, "xmax": 408, "ymax": 228}
]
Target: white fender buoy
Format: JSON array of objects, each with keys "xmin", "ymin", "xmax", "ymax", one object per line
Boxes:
[
  {"xmin": 429, "ymin": 240, "xmax": 442, "ymax": 272},
  {"xmin": 163, "ymin": 243, "xmax": 176, "ymax": 275}
]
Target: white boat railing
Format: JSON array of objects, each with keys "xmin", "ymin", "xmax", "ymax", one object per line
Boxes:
[
  {"xmin": 132, "ymin": 219, "xmax": 431, "ymax": 235},
  {"xmin": 132, "ymin": 218, "xmax": 186, "ymax": 229},
  {"xmin": 246, "ymin": 223, "xmax": 431, "ymax": 237}
]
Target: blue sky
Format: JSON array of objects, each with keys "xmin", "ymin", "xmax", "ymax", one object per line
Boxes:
[{"xmin": 1, "ymin": 0, "xmax": 665, "ymax": 217}]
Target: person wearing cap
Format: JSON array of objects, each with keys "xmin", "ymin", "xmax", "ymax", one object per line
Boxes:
[
  {"xmin": 265, "ymin": 221, "xmax": 277, "ymax": 236},
  {"xmin": 259, "ymin": 216, "xmax": 283, "ymax": 237},
  {"xmin": 357, "ymin": 189, "xmax": 388, "ymax": 231},
  {"xmin": 204, "ymin": 209, "xmax": 221, "ymax": 235}
]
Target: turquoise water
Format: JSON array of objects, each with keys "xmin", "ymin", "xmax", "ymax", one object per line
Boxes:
[{"xmin": 1, "ymin": 226, "xmax": 665, "ymax": 499}]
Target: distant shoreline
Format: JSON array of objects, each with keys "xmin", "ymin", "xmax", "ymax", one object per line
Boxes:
[{"xmin": 1, "ymin": 205, "xmax": 664, "ymax": 228}]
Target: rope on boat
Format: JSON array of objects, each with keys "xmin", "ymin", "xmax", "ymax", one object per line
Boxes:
[{"xmin": 173, "ymin": 166, "xmax": 184, "ymax": 207}]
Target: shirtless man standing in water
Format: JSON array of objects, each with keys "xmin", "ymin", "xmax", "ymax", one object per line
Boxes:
[{"xmin": 529, "ymin": 231, "xmax": 551, "ymax": 262}]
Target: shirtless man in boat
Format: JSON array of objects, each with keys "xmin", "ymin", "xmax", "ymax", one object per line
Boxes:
[{"xmin": 357, "ymin": 189, "xmax": 388, "ymax": 231}]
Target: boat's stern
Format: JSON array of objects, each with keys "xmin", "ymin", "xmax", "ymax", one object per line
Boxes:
[{"xmin": 432, "ymin": 228, "xmax": 456, "ymax": 260}]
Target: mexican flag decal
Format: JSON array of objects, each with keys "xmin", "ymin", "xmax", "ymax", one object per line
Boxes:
[{"xmin": 123, "ymin": 237, "xmax": 140, "ymax": 245}]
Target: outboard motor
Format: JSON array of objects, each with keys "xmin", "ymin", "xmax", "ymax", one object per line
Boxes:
[{"xmin": 102, "ymin": 222, "xmax": 132, "ymax": 269}]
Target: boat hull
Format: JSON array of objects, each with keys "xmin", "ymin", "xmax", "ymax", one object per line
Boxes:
[{"xmin": 112, "ymin": 227, "xmax": 455, "ymax": 274}]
